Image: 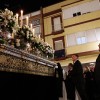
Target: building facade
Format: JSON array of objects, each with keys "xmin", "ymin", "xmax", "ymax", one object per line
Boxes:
[{"xmin": 43, "ymin": 0, "xmax": 100, "ymax": 67}]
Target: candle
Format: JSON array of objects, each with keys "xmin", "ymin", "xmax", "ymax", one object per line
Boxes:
[
  {"xmin": 20, "ymin": 10, "xmax": 23, "ymax": 27},
  {"xmin": 32, "ymin": 29, "xmax": 35, "ymax": 36},
  {"xmin": 11, "ymin": 33, "xmax": 14, "ymax": 39},
  {"xmin": 30, "ymin": 24, "xmax": 32, "ymax": 30},
  {"xmin": 16, "ymin": 13, "xmax": 19, "ymax": 25},
  {"xmin": 38, "ymin": 34, "xmax": 40, "ymax": 39},
  {"xmin": 16, "ymin": 39, "xmax": 20, "ymax": 47},
  {"xmin": 26, "ymin": 16, "xmax": 29, "ymax": 26}
]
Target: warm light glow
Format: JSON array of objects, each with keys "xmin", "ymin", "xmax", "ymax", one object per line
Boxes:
[
  {"xmin": 38, "ymin": 34, "xmax": 40, "ymax": 39},
  {"xmin": 16, "ymin": 13, "xmax": 19, "ymax": 24},
  {"xmin": 30, "ymin": 24, "xmax": 32, "ymax": 30},
  {"xmin": 26, "ymin": 16, "xmax": 29, "ymax": 26},
  {"xmin": 27, "ymin": 43, "xmax": 30, "ymax": 47},
  {"xmin": 7, "ymin": 33, "xmax": 12, "ymax": 39},
  {"xmin": 32, "ymin": 29, "xmax": 35, "ymax": 36},
  {"xmin": 20, "ymin": 10, "xmax": 23, "ymax": 27}
]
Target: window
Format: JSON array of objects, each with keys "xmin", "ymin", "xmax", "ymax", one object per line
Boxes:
[
  {"xmin": 53, "ymin": 36, "xmax": 65, "ymax": 50},
  {"xmin": 86, "ymin": 29, "xmax": 96, "ymax": 42},
  {"xmin": 76, "ymin": 32, "xmax": 86, "ymax": 44},
  {"xmin": 34, "ymin": 25, "xmax": 41, "ymax": 36},
  {"xmin": 77, "ymin": 12, "xmax": 81, "ymax": 16},
  {"xmin": 32, "ymin": 19, "xmax": 40, "ymax": 26},
  {"xmin": 67, "ymin": 34, "xmax": 76, "ymax": 46},
  {"xmin": 53, "ymin": 17, "xmax": 62, "ymax": 32},
  {"xmin": 73, "ymin": 12, "xmax": 81, "ymax": 17},
  {"xmin": 77, "ymin": 37, "xmax": 86, "ymax": 44},
  {"xmin": 32, "ymin": 19, "xmax": 41, "ymax": 35},
  {"xmin": 53, "ymin": 36, "xmax": 66, "ymax": 59},
  {"xmin": 62, "ymin": 0, "xmax": 100, "ymax": 19},
  {"xmin": 73, "ymin": 13, "xmax": 77, "ymax": 17},
  {"xmin": 95, "ymin": 28, "xmax": 100, "ymax": 41},
  {"xmin": 51, "ymin": 15, "xmax": 63, "ymax": 33},
  {"xmin": 66, "ymin": 28, "xmax": 100, "ymax": 47},
  {"xmin": 55, "ymin": 40, "xmax": 64, "ymax": 51}
]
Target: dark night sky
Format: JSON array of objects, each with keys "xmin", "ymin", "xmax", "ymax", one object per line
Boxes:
[{"xmin": 0, "ymin": 0, "xmax": 64, "ymax": 14}]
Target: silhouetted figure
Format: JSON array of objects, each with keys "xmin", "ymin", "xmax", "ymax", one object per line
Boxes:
[
  {"xmin": 71, "ymin": 54, "xmax": 88, "ymax": 100},
  {"xmin": 94, "ymin": 43, "xmax": 100, "ymax": 100},
  {"xmin": 65, "ymin": 63, "xmax": 75, "ymax": 100},
  {"xmin": 84, "ymin": 66, "xmax": 95, "ymax": 100},
  {"xmin": 55, "ymin": 62, "xmax": 63, "ymax": 97}
]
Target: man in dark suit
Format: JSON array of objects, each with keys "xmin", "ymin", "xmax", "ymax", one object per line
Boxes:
[
  {"xmin": 94, "ymin": 43, "xmax": 100, "ymax": 100},
  {"xmin": 71, "ymin": 54, "xmax": 88, "ymax": 100}
]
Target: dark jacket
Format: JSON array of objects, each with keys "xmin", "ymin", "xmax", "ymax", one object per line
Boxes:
[
  {"xmin": 72, "ymin": 60, "xmax": 84, "ymax": 84},
  {"xmin": 94, "ymin": 54, "xmax": 100, "ymax": 81},
  {"xmin": 55, "ymin": 63, "xmax": 63, "ymax": 97},
  {"xmin": 71, "ymin": 60, "xmax": 88, "ymax": 100}
]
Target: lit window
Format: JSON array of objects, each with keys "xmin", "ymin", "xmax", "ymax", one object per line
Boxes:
[{"xmin": 77, "ymin": 37, "xmax": 86, "ymax": 44}]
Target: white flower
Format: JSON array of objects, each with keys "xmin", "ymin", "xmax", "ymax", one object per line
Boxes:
[
  {"xmin": 7, "ymin": 15, "xmax": 11, "ymax": 20},
  {"xmin": 4, "ymin": 19, "xmax": 8, "ymax": 25},
  {"xmin": 27, "ymin": 31, "xmax": 29, "ymax": 38}
]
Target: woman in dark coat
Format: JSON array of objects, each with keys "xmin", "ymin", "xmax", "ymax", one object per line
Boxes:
[
  {"xmin": 65, "ymin": 63, "xmax": 75, "ymax": 100},
  {"xmin": 55, "ymin": 62, "xmax": 63, "ymax": 97}
]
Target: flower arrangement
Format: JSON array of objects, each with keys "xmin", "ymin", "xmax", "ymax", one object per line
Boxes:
[
  {"xmin": 43, "ymin": 42, "xmax": 54, "ymax": 58},
  {"xmin": 15, "ymin": 25, "xmax": 33, "ymax": 49},
  {"xmin": 0, "ymin": 8, "xmax": 54, "ymax": 59},
  {"xmin": 31, "ymin": 37, "xmax": 54, "ymax": 58},
  {"xmin": 0, "ymin": 8, "xmax": 19, "ymax": 44},
  {"xmin": 0, "ymin": 8, "xmax": 19, "ymax": 33}
]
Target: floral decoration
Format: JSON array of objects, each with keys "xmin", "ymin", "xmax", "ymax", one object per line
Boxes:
[
  {"xmin": 0, "ymin": 8, "xmax": 19, "ymax": 33},
  {"xmin": 0, "ymin": 8, "xmax": 19, "ymax": 44},
  {"xmin": 15, "ymin": 25, "xmax": 33, "ymax": 49},
  {"xmin": 0, "ymin": 8, "xmax": 54, "ymax": 59}
]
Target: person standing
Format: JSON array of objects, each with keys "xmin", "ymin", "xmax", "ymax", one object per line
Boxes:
[
  {"xmin": 71, "ymin": 54, "xmax": 88, "ymax": 100},
  {"xmin": 84, "ymin": 66, "xmax": 95, "ymax": 100},
  {"xmin": 65, "ymin": 63, "xmax": 75, "ymax": 100},
  {"xmin": 55, "ymin": 62, "xmax": 63, "ymax": 98},
  {"xmin": 94, "ymin": 43, "xmax": 100, "ymax": 100}
]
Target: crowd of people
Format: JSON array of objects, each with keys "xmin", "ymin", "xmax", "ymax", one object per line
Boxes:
[{"xmin": 55, "ymin": 43, "xmax": 100, "ymax": 100}]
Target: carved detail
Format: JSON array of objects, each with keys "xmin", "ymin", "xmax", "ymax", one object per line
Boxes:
[{"xmin": 0, "ymin": 45, "xmax": 56, "ymax": 76}]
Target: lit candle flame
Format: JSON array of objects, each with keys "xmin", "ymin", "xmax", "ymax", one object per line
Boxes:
[
  {"xmin": 26, "ymin": 16, "xmax": 29, "ymax": 26},
  {"xmin": 32, "ymin": 29, "xmax": 35, "ymax": 36},
  {"xmin": 20, "ymin": 10, "xmax": 23, "ymax": 27}
]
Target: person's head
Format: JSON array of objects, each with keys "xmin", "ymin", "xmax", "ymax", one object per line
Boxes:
[
  {"xmin": 57, "ymin": 62, "xmax": 62, "ymax": 69},
  {"xmin": 90, "ymin": 66, "xmax": 95, "ymax": 72},
  {"xmin": 71, "ymin": 54, "xmax": 79, "ymax": 62},
  {"xmin": 98, "ymin": 43, "xmax": 100, "ymax": 51},
  {"xmin": 84, "ymin": 66, "xmax": 90, "ymax": 72},
  {"xmin": 68, "ymin": 63, "xmax": 73, "ymax": 70},
  {"xmin": 57, "ymin": 62, "xmax": 61, "ymax": 67}
]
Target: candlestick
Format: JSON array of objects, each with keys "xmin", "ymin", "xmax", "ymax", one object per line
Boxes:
[
  {"xmin": 30, "ymin": 24, "xmax": 32, "ymax": 30},
  {"xmin": 26, "ymin": 16, "xmax": 29, "ymax": 26},
  {"xmin": 16, "ymin": 13, "xmax": 19, "ymax": 25},
  {"xmin": 11, "ymin": 33, "xmax": 14, "ymax": 39},
  {"xmin": 32, "ymin": 29, "xmax": 35, "ymax": 36},
  {"xmin": 20, "ymin": 10, "xmax": 23, "ymax": 27},
  {"xmin": 38, "ymin": 34, "xmax": 40, "ymax": 39}
]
